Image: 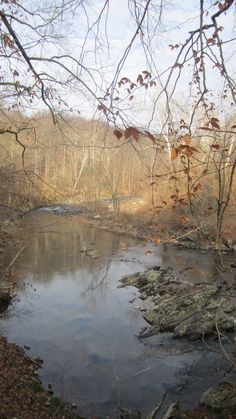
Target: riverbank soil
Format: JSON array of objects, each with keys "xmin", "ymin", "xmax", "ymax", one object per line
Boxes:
[{"xmin": 0, "ymin": 336, "xmax": 80, "ymax": 419}]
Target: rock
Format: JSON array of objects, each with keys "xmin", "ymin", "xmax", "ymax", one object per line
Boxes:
[
  {"xmin": 146, "ymin": 269, "xmax": 165, "ymax": 283},
  {"xmin": 119, "ymin": 407, "xmax": 141, "ymax": 419},
  {"xmin": 120, "ymin": 267, "xmax": 236, "ymax": 340},
  {"xmin": 119, "ymin": 272, "xmax": 142, "ymax": 288},
  {"xmin": 143, "ymin": 310, "xmax": 158, "ymax": 325},
  {"xmin": 200, "ymin": 381, "xmax": 236, "ymax": 413}
]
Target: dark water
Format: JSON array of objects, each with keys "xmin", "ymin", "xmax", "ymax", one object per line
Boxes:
[{"xmin": 0, "ymin": 209, "xmax": 235, "ymax": 418}]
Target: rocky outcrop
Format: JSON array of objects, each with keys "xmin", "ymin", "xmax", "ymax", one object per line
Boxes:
[{"xmin": 119, "ymin": 267, "xmax": 236, "ymax": 339}]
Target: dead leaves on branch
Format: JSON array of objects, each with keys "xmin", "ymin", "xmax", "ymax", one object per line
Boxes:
[
  {"xmin": 113, "ymin": 126, "xmax": 140, "ymax": 141},
  {"xmin": 200, "ymin": 117, "xmax": 221, "ymax": 131},
  {"xmin": 171, "ymin": 144, "xmax": 198, "ymax": 161}
]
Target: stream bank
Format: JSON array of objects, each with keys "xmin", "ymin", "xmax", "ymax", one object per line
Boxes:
[{"xmin": 0, "ymin": 336, "xmax": 79, "ymax": 419}]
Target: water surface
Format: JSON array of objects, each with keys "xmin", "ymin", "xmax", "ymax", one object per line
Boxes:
[{"xmin": 0, "ymin": 210, "xmax": 234, "ymax": 417}]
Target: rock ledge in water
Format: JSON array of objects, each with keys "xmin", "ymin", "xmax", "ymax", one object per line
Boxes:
[{"xmin": 120, "ymin": 267, "xmax": 236, "ymax": 339}]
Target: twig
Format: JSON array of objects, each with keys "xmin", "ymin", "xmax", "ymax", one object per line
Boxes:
[
  {"xmin": 147, "ymin": 390, "xmax": 168, "ymax": 419},
  {"xmin": 215, "ymin": 319, "xmax": 236, "ymax": 369},
  {"xmin": 157, "ymin": 223, "xmax": 208, "ymax": 245},
  {"xmin": 2, "ymin": 242, "xmax": 29, "ymax": 279}
]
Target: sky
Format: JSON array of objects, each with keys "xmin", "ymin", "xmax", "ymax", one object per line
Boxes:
[{"xmin": 1, "ymin": 0, "xmax": 236, "ymax": 129}]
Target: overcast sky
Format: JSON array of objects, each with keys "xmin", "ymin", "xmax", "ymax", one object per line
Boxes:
[{"xmin": 2, "ymin": 0, "xmax": 236, "ymax": 128}]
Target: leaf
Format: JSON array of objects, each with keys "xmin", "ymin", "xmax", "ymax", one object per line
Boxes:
[
  {"xmin": 113, "ymin": 129, "xmax": 123, "ymax": 140},
  {"xmin": 231, "ymin": 124, "xmax": 236, "ymax": 129},
  {"xmin": 129, "ymin": 95, "xmax": 134, "ymax": 101},
  {"xmin": 177, "ymin": 144, "xmax": 198, "ymax": 157},
  {"xmin": 137, "ymin": 74, "xmax": 144, "ymax": 85},
  {"xmin": 210, "ymin": 144, "xmax": 220, "ymax": 150},
  {"xmin": 162, "ymin": 200, "xmax": 167, "ymax": 205},
  {"xmin": 124, "ymin": 127, "xmax": 140, "ymax": 141},
  {"xmin": 210, "ymin": 120, "xmax": 220, "ymax": 129},
  {"xmin": 178, "ymin": 216, "xmax": 189, "ymax": 223},
  {"xmin": 171, "ymin": 147, "xmax": 178, "ymax": 161},
  {"xmin": 182, "ymin": 134, "xmax": 191, "ymax": 144},
  {"xmin": 142, "ymin": 70, "xmax": 151, "ymax": 80},
  {"xmin": 170, "ymin": 194, "xmax": 177, "ymax": 200}
]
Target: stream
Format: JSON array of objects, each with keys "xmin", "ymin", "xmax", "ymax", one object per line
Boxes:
[{"xmin": 0, "ymin": 208, "xmax": 235, "ymax": 418}]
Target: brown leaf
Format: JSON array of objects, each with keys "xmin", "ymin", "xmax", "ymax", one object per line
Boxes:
[
  {"xmin": 210, "ymin": 120, "xmax": 220, "ymax": 129},
  {"xmin": 124, "ymin": 127, "xmax": 140, "ymax": 141},
  {"xmin": 178, "ymin": 216, "xmax": 189, "ymax": 223},
  {"xmin": 150, "ymin": 80, "xmax": 156, "ymax": 87},
  {"xmin": 210, "ymin": 144, "xmax": 220, "ymax": 150},
  {"xmin": 113, "ymin": 129, "xmax": 123, "ymax": 140},
  {"xmin": 137, "ymin": 74, "xmax": 144, "ymax": 85},
  {"xmin": 171, "ymin": 147, "xmax": 178, "ymax": 161}
]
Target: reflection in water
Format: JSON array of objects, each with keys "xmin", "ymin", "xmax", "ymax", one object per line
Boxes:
[{"xmin": 0, "ymin": 210, "xmax": 235, "ymax": 418}]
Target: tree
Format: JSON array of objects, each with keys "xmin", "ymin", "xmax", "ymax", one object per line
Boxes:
[{"xmin": 0, "ymin": 0, "xmax": 235, "ymax": 248}]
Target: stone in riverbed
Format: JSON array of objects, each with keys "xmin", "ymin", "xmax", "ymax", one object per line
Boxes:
[
  {"xmin": 143, "ymin": 310, "xmax": 158, "ymax": 325},
  {"xmin": 200, "ymin": 381, "xmax": 236, "ymax": 413},
  {"xmin": 146, "ymin": 269, "xmax": 165, "ymax": 283}
]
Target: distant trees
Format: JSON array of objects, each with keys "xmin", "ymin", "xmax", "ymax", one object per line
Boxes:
[{"xmin": 0, "ymin": 1, "xmax": 235, "ymax": 247}]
